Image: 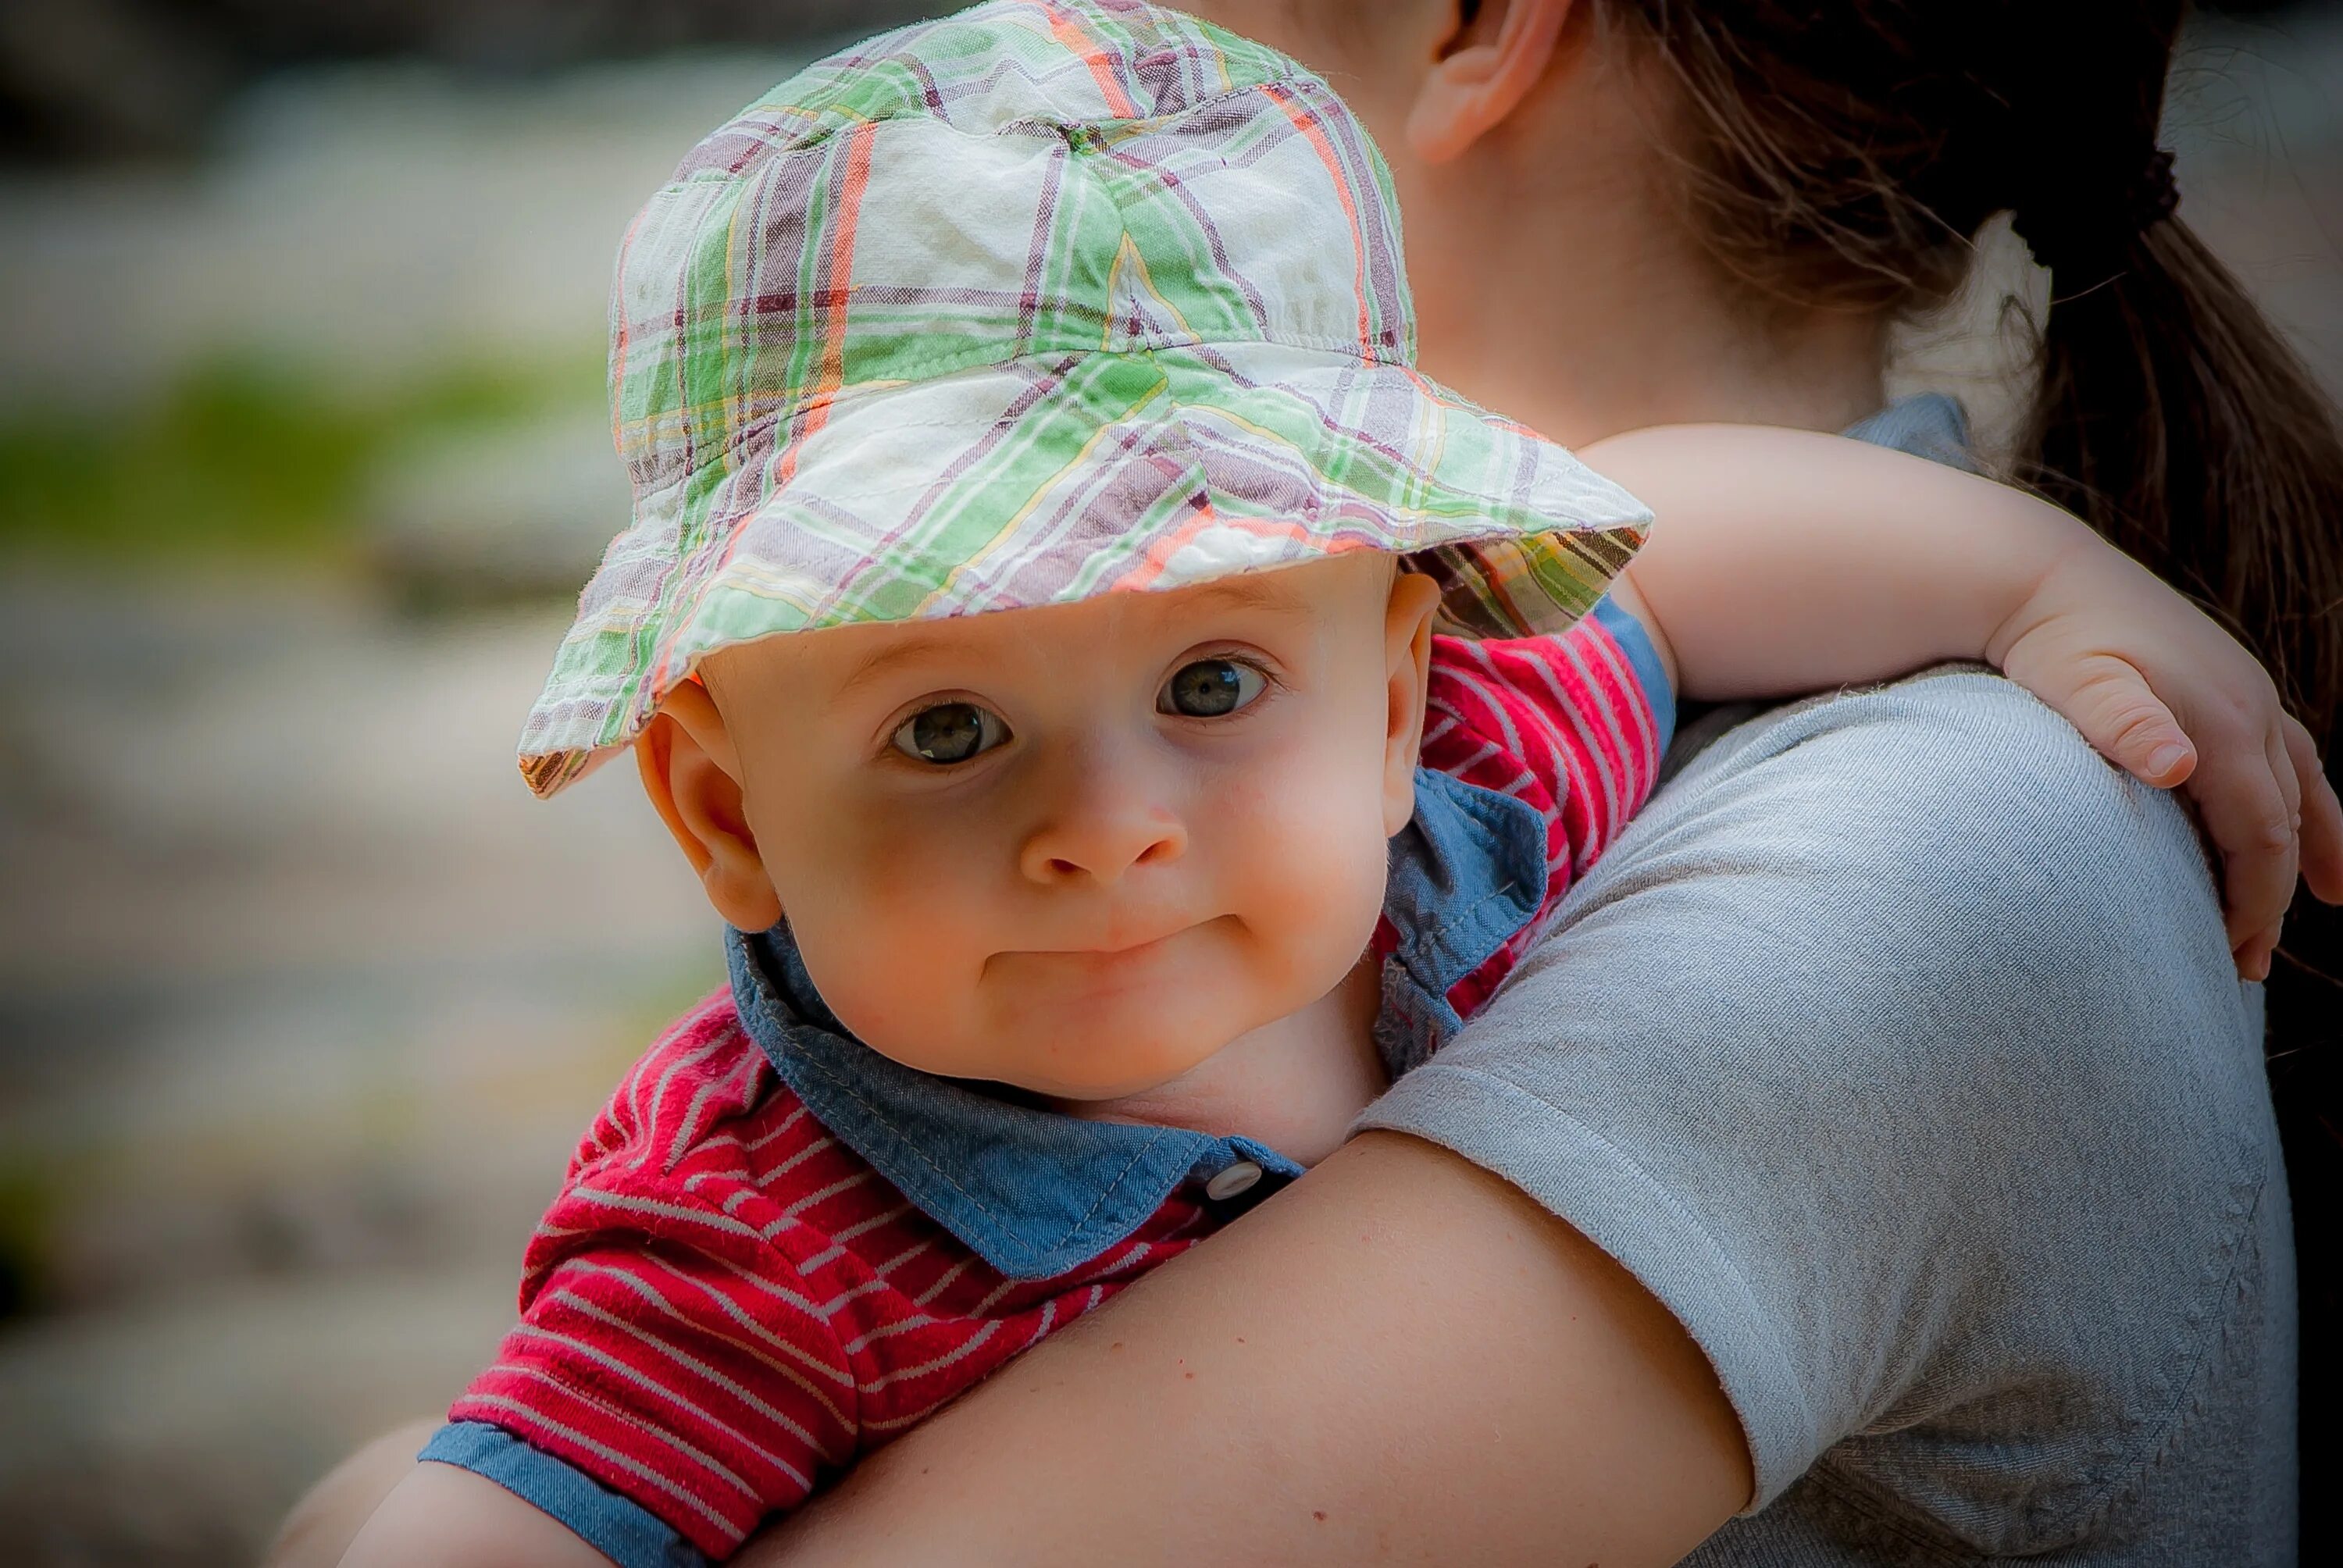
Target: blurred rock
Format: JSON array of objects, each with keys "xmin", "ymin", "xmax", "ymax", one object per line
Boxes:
[
  {"xmin": 0, "ymin": 0, "xmax": 234, "ymax": 162},
  {"xmin": 0, "ymin": 569, "xmax": 719, "ymax": 1563},
  {"xmin": 364, "ymin": 409, "xmax": 629, "ymax": 606},
  {"xmin": 0, "ymin": 51, "xmax": 842, "ymax": 414},
  {"xmin": 0, "ymin": 0, "xmax": 948, "ymax": 166},
  {"xmin": 0, "ymin": 1260, "xmax": 520, "ymax": 1566}
]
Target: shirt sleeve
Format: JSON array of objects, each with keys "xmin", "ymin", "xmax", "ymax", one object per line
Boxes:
[
  {"xmin": 1420, "ymin": 597, "xmax": 1673, "ymax": 1018},
  {"xmin": 429, "ymin": 1168, "xmax": 858, "ymax": 1566},
  {"xmin": 1362, "ymin": 669, "xmax": 2284, "ymax": 1534},
  {"xmin": 1422, "ymin": 599, "xmax": 1671, "ymax": 879}
]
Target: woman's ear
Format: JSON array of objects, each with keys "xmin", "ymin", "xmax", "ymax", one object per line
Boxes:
[
  {"xmin": 1382, "ymin": 568, "xmax": 1445, "ymax": 836},
  {"xmin": 1405, "ymin": 0, "xmax": 1575, "ymax": 164},
  {"xmin": 634, "ymin": 679, "xmax": 784, "ymax": 932}
]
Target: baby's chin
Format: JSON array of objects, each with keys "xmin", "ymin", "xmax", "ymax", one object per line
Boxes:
[
  {"xmin": 1013, "ymin": 1049, "xmax": 1222, "ymax": 1105},
  {"xmin": 861, "ymin": 1009, "xmax": 1258, "ymax": 1104}
]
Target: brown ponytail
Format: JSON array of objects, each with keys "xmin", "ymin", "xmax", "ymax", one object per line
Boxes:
[
  {"xmin": 1609, "ymin": 2, "xmax": 2343, "ymax": 735},
  {"xmin": 2023, "ymin": 183, "xmax": 2343, "ymax": 757},
  {"xmin": 1603, "ymin": 0, "xmax": 2343, "ymax": 1526}
]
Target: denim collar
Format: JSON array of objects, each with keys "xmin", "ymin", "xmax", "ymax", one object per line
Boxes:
[
  {"xmin": 1845, "ymin": 391, "xmax": 1974, "ymax": 470},
  {"xmin": 728, "ymin": 766, "xmax": 1546, "ymax": 1279}
]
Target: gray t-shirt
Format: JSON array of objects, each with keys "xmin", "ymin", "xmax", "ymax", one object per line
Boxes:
[{"xmin": 1361, "ymin": 429, "xmax": 2297, "ymax": 1562}]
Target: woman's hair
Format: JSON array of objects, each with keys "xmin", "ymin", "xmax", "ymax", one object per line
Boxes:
[
  {"xmin": 1599, "ymin": 0, "xmax": 2343, "ymax": 1507},
  {"xmin": 1604, "ymin": 1, "xmax": 2343, "ymax": 749}
]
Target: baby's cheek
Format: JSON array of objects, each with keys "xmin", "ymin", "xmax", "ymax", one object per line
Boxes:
[
  {"xmin": 797, "ymin": 926, "xmax": 980, "ymax": 1075},
  {"xmin": 1214, "ymin": 768, "xmax": 1389, "ymax": 985},
  {"xmin": 779, "ymin": 861, "xmax": 988, "ymax": 1061}
]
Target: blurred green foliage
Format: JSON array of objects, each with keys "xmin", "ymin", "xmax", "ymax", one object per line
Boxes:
[{"xmin": 0, "ymin": 354, "xmax": 601, "ymax": 564}]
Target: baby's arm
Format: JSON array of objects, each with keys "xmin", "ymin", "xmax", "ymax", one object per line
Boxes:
[
  {"xmin": 1583, "ymin": 423, "xmax": 2343, "ymax": 975},
  {"xmin": 342, "ymin": 1464, "xmax": 611, "ymax": 1568},
  {"xmin": 328, "ymin": 1010, "xmax": 863, "ymax": 1568},
  {"xmin": 333, "ymin": 1215, "xmax": 852, "ymax": 1568}
]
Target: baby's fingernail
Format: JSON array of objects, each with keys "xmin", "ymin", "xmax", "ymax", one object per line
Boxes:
[{"xmin": 2147, "ymin": 743, "xmax": 2188, "ymax": 775}]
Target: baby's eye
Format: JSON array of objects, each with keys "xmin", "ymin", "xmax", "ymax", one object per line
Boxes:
[
  {"xmin": 890, "ymin": 701, "xmax": 1011, "ymax": 764},
  {"xmin": 1157, "ymin": 658, "xmax": 1266, "ymax": 718}
]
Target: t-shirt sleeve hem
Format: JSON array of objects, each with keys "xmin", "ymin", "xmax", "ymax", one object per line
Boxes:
[
  {"xmin": 419, "ymin": 1420, "xmax": 712, "ymax": 1568},
  {"xmin": 1590, "ymin": 594, "xmax": 1675, "ymax": 755},
  {"xmin": 1357, "ymin": 1061, "xmax": 1813, "ymax": 1510}
]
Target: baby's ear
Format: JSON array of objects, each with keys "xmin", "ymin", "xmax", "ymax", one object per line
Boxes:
[
  {"xmin": 634, "ymin": 678, "xmax": 783, "ymax": 932},
  {"xmin": 1382, "ymin": 568, "xmax": 1443, "ymax": 836}
]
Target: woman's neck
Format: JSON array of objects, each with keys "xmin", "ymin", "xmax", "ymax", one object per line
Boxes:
[
  {"xmin": 1418, "ymin": 244, "xmax": 1892, "ymax": 449},
  {"xmin": 1397, "ymin": 77, "xmax": 1892, "ymax": 448},
  {"xmin": 1057, "ymin": 959, "xmax": 1387, "ymax": 1167}
]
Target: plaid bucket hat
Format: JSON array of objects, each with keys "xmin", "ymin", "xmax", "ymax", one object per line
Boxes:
[{"xmin": 519, "ymin": 0, "xmax": 1651, "ymax": 796}]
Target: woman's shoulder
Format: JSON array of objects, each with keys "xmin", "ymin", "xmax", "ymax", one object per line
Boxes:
[
  {"xmin": 1457, "ymin": 664, "xmax": 2268, "ymax": 1173},
  {"xmin": 1570, "ymin": 663, "xmax": 2263, "ymax": 1114},
  {"xmin": 1644, "ymin": 665, "xmax": 2224, "ymax": 946},
  {"xmin": 1368, "ymin": 663, "xmax": 2290, "ymax": 1542}
]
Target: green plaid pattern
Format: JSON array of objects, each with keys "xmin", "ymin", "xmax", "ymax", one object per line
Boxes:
[{"xmin": 520, "ymin": 0, "xmax": 1651, "ymax": 796}]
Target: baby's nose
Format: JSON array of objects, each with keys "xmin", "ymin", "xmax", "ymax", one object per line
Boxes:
[{"xmin": 1018, "ymin": 801, "xmax": 1188, "ymax": 887}]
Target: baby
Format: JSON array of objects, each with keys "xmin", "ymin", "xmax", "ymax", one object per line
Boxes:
[{"xmin": 339, "ymin": 4, "xmax": 2331, "ymax": 1565}]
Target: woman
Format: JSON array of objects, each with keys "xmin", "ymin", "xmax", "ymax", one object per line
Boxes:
[{"xmin": 278, "ymin": 1, "xmax": 2343, "ymax": 1562}]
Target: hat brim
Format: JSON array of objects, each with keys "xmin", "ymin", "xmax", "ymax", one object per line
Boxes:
[{"xmin": 519, "ymin": 342, "xmax": 1649, "ymax": 797}]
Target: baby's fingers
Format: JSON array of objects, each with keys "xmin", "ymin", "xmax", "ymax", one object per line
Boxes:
[
  {"xmin": 2234, "ymin": 926, "xmax": 2282, "ymax": 985},
  {"xmin": 2056, "ymin": 654, "xmax": 2197, "ymax": 786},
  {"xmin": 2189, "ymin": 743, "xmax": 2300, "ymax": 965},
  {"xmin": 2287, "ymin": 715, "xmax": 2343, "ymax": 905}
]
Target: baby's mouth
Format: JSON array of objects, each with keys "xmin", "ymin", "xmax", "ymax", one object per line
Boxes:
[{"xmin": 993, "ymin": 914, "xmax": 1230, "ymax": 972}]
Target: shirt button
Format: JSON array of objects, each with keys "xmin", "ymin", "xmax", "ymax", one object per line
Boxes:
[{"xmin": 1205, "ymin": 1160, "xmax": 1264, "ymax": 1202}]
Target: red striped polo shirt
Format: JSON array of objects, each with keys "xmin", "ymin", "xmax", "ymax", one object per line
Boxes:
[{"xmin": 430, "ymin": 604, "xmax": 1668, "ymax": 1565}]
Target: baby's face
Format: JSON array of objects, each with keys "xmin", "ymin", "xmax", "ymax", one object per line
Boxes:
[{"xmin": 697, "ymin": 554, "xmax": 1434, "ymax": 1100}]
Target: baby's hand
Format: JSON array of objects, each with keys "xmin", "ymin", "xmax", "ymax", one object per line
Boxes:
[{"xmin": 1990, "ymin": 539, "xmax": 2343, "ymax": 979}]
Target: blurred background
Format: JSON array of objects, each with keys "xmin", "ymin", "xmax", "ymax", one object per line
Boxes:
[{"xmin": 0, "ymin": 2, "xmax": 2336, "ymax": 1563}]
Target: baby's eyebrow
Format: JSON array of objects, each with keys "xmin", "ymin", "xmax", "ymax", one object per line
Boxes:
[
  {"xmin": 827, "ymin": 571, "xmax": 1321, "ymax": 703},
  {"xmin": 830, "ymin": 633, "xmax": 969, "ymax": 703},
  {"xmin": 1182, "ymin": 572, "xmax": 1318, "ymax": 616}
]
